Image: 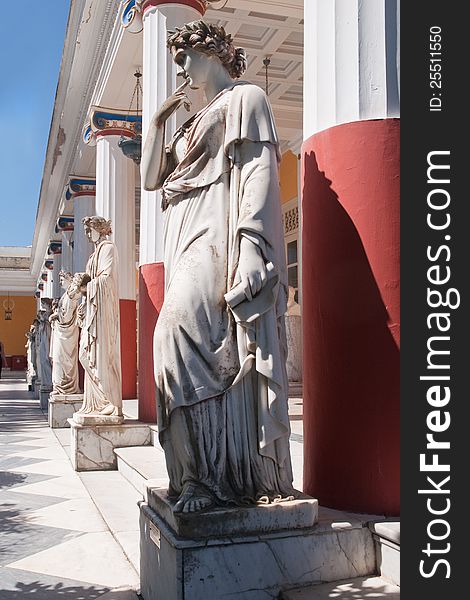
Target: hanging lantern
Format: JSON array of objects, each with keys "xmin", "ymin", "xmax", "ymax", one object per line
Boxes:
[
  {"xmin": 4, "ymin": 293, "xmax": 14, "ymax": 320},
  {"xmin": 118, "ymin": 70, "xmax": 143, "ymax": 165}
]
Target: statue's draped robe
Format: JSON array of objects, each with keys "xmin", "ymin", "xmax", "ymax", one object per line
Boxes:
[
  {"xmin": 26, "ymin": 334, "xmax": 36, "ymax": 385},
  {"xmin": 154, "ymin": 82, "xmax": 295, "ymax": 504},
  {"xmin": 50, "ymin": 289, "xmax": 80, "ymax": 395},
  {"xmin": 79, "ymin": 240, "xmax": 122, "ymax": 414}
]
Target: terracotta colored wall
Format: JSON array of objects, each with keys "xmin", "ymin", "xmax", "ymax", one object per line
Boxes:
[
  {"xmin": 302, "ymin": 118, "xmax": 400, "ymax": 515},
  {"xmin": 138, "ymin": 262, "xmax": 165, "ymax": 423},
  {"xmin": 0, "ymin": 295, "xmax": 36, "ymax": 356},
  {"xmin": 280, "ymin": 150, "xmax": 299, "ymax": 204}
]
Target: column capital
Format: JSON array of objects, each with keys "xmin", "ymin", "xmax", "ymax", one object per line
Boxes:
[
  {"xmin": 89, "ymin": 106, "xmax": 142, "ymax": 140},
  {"xmin": 122, "ymin": 0, "xmax": 143, "ymax": 33},
  {"xmin": 141, "ymin": 0, "xmax": 208, "ymax": 18},
  {"xmin": 66, "ymin": 177, "xmax": 97, "ymax": 200},
  {"xmin": 55, "ymin": 216, "xmax": 74, "ymax": 233},
  {"xmin": 47, "ymin": 241, "xmax": 62, "ymax": 256}
]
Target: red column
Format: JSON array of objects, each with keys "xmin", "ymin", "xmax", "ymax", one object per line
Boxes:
[
  {"xmin": 302, "ymin": 118, "xmax": 400, "ymax": 515},
  {"xmin": 120, "ymin": 299, "xmax": 138, "ymax": 400}
]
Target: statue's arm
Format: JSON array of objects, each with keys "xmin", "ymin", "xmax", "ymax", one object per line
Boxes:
[
  {"xmin": 141, "ymin": 81, "xmax": 190, "ymax": 191},
  {"xmin": 141, "ymin": 114, "xmax": 169, "ymax": 191},
  {"xmin": 234, "ymin": 140, "xmax": 282, "ymax": 299}
]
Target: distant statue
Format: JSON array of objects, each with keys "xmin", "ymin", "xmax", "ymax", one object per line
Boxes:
[
  {"xmin": 141, "ymin": 21, "xmax": 296, "ymax": 513},
  {"xmin": 25, "ymin": 325, "xmax": 37, "ymax": 387},
  {"xmin": 77, "ymin": 216, "xmax": 122, "ymax": 417},
  {"xmin": 49, "ymin": 271, "xmax": 82, "ymax": 396},
  {"xmin": 37, "ymin": 300, "xmax": 53, "ymax": 391}
]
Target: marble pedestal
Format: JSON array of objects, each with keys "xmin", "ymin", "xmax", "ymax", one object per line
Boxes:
[
  {"xmin": 68, "ymin": 418, "xmax": 151, "ymax": 471},
  {"xmin": 140, "ymin": 486, "xmax": 375, "ymax": 600},
  {"xmin": 48, "ymin": 394, "xmax": 84, "ymax": 428},
  {"xmin": 39, "ymin": 386, "xmax": 52, "ymax": 411}
]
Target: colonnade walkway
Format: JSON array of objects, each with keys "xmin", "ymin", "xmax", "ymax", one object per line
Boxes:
[
  {"xmin": 0, "ymin": 372, "xmax": 140, "ymax": 599},
  {"xmin": 0, "ymin": 372, "xmax": 400, "ymax": 599}
]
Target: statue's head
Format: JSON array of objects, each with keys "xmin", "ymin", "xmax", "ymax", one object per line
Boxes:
[
  {"xmin": 72, "ymin": 272, "xmax": 92, "ymax": 296},
  {"xmin": 82, "ymin": 216, "xmax": 112, "ymax": 243},
  {"xmin": 167, "ymin": 21, "xmax": 247, "ymax": 88},
  {"xmin": 59, "ymin": 270, "xmax": 73, "ymax": 290}
]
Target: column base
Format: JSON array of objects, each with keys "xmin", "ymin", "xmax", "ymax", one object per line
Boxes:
[
  {"xmin": 39, "ymin": 387, "xmax": 52, "ymax": 411},
  {"xmin": 139, "ymin": 486, "xmax": 377, "ymax": 600},
  {"xmin": 68, "ymin": 419, "xmax": 151, "ymax": 471},
  {"xmin": 48, "ymin": 394, "xmax": 84, "ymax": 428}
]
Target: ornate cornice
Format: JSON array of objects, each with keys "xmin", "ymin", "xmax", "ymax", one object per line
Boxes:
[
  {"xmin": 31, "ymin": 0, "xmax": 123, "ymax": 282},
  {"xmin": 66, "ymin": 178, "xmax": 97, "ymax": 200},
  {"xmin": 88, "ymin": 107, "xmax": 142, "ymax": 140}
]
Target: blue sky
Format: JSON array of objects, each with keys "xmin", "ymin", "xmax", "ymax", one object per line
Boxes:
[{"xmin": 0, "ymin": 1, "xmax": 70, "ymax": 247}]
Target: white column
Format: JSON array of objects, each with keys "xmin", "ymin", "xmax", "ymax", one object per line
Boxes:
[
  {"xmin": 140, "ymin": 2, "xmax": 203, "ymax": 265},
  {"xmin": 44, "ymin": 272, "xmax": 53, "ymax": 299},
  {"xmin": 60, "ymin": 231, "xmax": 73, "ymax": 273},
  {"xmin": 73, "ymin": 193, "xmax": 96, "ymax": 273},
  {"xmin": 304, "ymin": 0, "xmax": 400, "ymax": 138},
  {"xmin": 95, "ymin": 134, "xmax": 136, "ymax": 301},
  {"xmin": 52, "ymin": 256, "xmax": 62, "ymax": 299}
]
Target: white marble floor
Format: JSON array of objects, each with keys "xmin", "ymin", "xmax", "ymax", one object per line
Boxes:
[{"xmin": 0, "ymin": 372, "xmax": 140, "ymax": 599}]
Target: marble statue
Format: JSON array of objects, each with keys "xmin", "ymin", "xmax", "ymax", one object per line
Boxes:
[
  {"xmin": 285, "ymin": 287, "xmax": 303, "ymax": 383},
  {"xmin": 76, "ymin": 217, "xmax": 122, "ymax": 417},
  {"xmin": 142, "ymin": 20, "xmax": 296, "ymax": 513},
  {"xmin": 37, "ymin": 300, "xmax": 53, "ymax": 391},
  {"xmin": 25, "ymin": 325, "xmax": 37, "ymax": 387},
  {"xmin": 49, "ymin": 270, "xmax": 82, "ymax": 395}
]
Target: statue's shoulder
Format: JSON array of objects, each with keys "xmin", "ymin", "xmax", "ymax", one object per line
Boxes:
[{"xmin": 230, "ymin": 81, "xmax": 268, "ymax": 102}]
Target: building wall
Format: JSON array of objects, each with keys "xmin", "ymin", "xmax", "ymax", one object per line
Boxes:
[
  {"xmin": 280, "ymin": 150, "xmax": 299, "ymax": 204},
  {"xmin": 0, "ymin": 295, "xmax": 36, "ymax": 356}
]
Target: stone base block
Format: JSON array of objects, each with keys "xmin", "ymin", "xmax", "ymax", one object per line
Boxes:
[
  {"xmin": 147, "ymin": 487, "xmax": 318, "ymax": 538},
  {"xmin": 73, "ymin": 413, "xmax": 124, "ymax": 426},
  {"xmin": 39, "ymin": 387, "xmax": 52, "ymax": 411},
  {"xmin": 369, "ymin": 521, "xmax": 400, "ymax": 586},
  {"xmin": 140, "ymin": 487, "xmax": 375, "ymax": 600},
  {"xmin": 48, "ymin": 394, "xmax": 84, "ymax": 428},
  {"xmin": 69, "ymin": 419, "xmax": 151, "ymax": 471}
]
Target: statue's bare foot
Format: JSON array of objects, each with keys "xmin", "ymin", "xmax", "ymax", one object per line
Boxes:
[
  {"xmin": 99, "ymin": 404, "xmax": 116, "ymax": 416},
  {"xmin": 173, "ymin": 483, "xmax": 214, "ymax": 513}
]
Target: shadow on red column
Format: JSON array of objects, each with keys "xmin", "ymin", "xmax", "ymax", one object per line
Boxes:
[
  {"xmin": 138, "ymin": 262, "xmax": 165, "ymax": 423},
  {"xmin": 120, "ymin": 299, "xmax": 137, "ymax": 400},
  {"xmin": 301, "ymin": 119, "xmax": 400, "ymax": 516}
]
